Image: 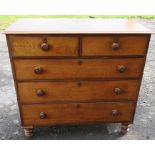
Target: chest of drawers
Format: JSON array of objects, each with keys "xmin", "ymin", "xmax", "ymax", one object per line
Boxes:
[{"xmin": 4, "ymin": 19, "xmax": 152, "ymax": 137}]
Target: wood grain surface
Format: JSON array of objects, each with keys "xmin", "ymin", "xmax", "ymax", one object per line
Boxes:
[
  {"xmin": 18, "ymin": 80, "xmax": 139, "ymax": 103},
  {"xmin": 8, "ymin": 35, "xmax": 78, "ymax": 56},
  {"xmin": 82, "ymin": 35, "xmax": 148, "ymax": 56},
  {"xmin": 14, "ymin": 58, "xmax": 144, "ymax": 80},
  {"xmin": 4, "ymin": 19, "xmax": 152, "ymax": 34},
  {"xmin": 21, "ymin": 102, "xmax": 135, "ymax": 126}
]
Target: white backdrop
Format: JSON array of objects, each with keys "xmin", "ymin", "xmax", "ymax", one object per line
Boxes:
[{"xmin": 0, "ymin": 0, "xmax": 155, "ymax": 15}]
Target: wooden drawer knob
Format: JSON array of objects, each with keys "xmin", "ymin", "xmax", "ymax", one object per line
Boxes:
[
  {"xmin": 40, "ymin": 112, "xmax": 47, "ymax": 119},
  {"xmin": 41, "ymin": 42, "xmax": 49, "ymax": 51},
  {"xmin": 111, "ymin": 109, "xmax": 119, "ymax": 116},
  {"xmin": 36, "ymin": 89, "xmax": 45, "ymax": 96},
  {"xmin": 114, "ymin": 87, "xmax": 122, "ymax": 95},
  {"xmin": 34, "ymin": 66, "xmax": 43, "ymax": 74},
  {"xmin": 112, "ymin": 42, "xmax": 120, "ymax": 50},
  {"xmin": 117, "ymin": 65, "xmax": 126, "ymax": 73}
]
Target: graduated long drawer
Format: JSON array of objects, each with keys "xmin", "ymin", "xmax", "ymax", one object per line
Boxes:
[
  {"xmin": 14, "ymin": 58, "xmax": 144, "ymax": 80},
  {"xmin": 18, "ymin": 80, "xmax": 139, "ymax": 103},
  {"xmin": 21, "ymin": 102, "xmax": 135, "ymax": 126}
]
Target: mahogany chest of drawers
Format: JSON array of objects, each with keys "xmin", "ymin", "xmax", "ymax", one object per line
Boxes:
[{"xmin": 4, "ymin": 19, "xmax": 152, "ymax": 137}]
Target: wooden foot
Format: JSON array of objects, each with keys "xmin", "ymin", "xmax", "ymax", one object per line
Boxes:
[
  {"xmin": 121, "ymin": 123, "xmax": 130, "ymax": 135},
  {"xmin": 23, "ymin": 126, "xmax": 34, "ymax": 137}
]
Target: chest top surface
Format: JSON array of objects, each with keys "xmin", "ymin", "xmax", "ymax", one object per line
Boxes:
[{"xmin": 4, "ymin": 18, "xmax": 153, "ymax": 34}]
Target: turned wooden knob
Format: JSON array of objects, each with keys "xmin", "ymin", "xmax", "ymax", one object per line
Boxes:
[
  {"xmin": 112, "ymin": 42, "xmax": 120, "ymax": 50},
  {"xmin": 114, "ymin": 87, "xmax": 122, "ymax": 95},
  {"xmin": 40, "ymin": 112, "xmax": 47, "ymax": 119},
  {"xmin": 36, "ymin": 89, "xmax": 45, "ymax": 96},
  {"xmin": 111, "ymin": 109, "xmax": 119, "ymax": 116},
  {"xmin": 117, "ymin": 65, "xmax": 126, "ymax": 73},
  {"xmin": 41, "ymin": 42, "xmax": 49, "ymax": 51},
  {"xmin": 34, "ymin": 66, "xmax": 43, "ymax": 74}
]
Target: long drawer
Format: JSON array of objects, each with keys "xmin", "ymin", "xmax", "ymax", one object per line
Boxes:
[
  {"xmin": 18, "ymin": 80, "xmax": 139, "ymax": 103},
  {"xmin": 21, "ymin": 102, "xmax": 135, "ymax": 126},
  {"xmin": 14, "ymin": 58, "xmax": 144, "ymax": 80},
  {"xmin": 8, "ymin": 35, "xmax": 79, "ymax": 57},
  {"xmin": 82, "ymin": 35, "xmax": 148, "ymax": 56}
]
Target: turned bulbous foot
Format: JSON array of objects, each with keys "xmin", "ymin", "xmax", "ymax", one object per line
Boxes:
[
  {"xmin": 121, "ymin": 123, "xmax": 130, "ymax": 135},
  {"xmin": 23, "ymin": 126, "xmax": 34, "ymax": 137}
]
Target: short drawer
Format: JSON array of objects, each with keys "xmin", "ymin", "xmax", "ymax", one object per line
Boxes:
[
  {"xmin": 8, "ymin": 35, "xmax": 78, "ymax": 57},
  {"xmin": 18, "ymin": 80, "xmax": 139, "ymax": 103},
  {"xmin": 21, "ymin": 102, "xmax": 134, "ymax": 126},
  {"xmin": 14, "ymin": 58, "xmax": 144, "ymax": 80},
  {"xmin": 82, "ymin": 35, "xmax": 149, "ymax": 56}
]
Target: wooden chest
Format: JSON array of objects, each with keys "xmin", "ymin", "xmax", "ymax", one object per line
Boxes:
[{"xmin": 4, "ymin": 19, "xmax": 152, "ymax": 137}]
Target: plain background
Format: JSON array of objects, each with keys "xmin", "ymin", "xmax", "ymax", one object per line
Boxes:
[
  {"xmin": 0, "ymin": 0, "xmax": 155, "ymax": 154},
  {"xmin": 0, "ymin": 0, "xmax": 155, "ymax": 15}
]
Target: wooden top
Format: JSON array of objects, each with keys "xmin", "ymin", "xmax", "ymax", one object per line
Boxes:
[{"xmin": 3, "ymin": 18, "xmax": 153, "ymax": 34}]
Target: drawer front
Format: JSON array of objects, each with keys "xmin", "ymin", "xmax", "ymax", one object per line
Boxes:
[
  {"xmin": 82, "ymin": 35, "xmax": 148, "ymax": 56},
  {"xmin": 14, "ymin": 58, "xmax": 144, "ymax": 80},
  {"xmin": 21, "ymin": 102, "xmax": 134, "ymax": 126},
  {"xmin": 8, "ymin": 35, "xmax": 78, "ymax": 56},
  {"xmin": 18, "ymin": 80, "xmax": 139, "ymax": 103}
]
